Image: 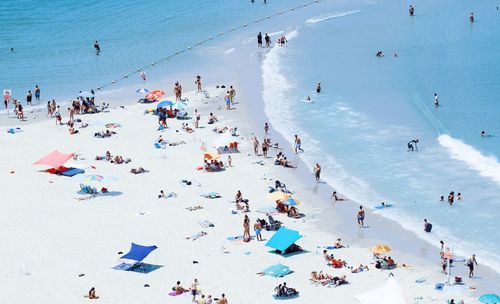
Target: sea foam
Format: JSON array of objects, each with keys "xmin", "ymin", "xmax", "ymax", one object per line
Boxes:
[{"xmin": 305, "ymin": 10, "xmax": 361, "ymax": 24}]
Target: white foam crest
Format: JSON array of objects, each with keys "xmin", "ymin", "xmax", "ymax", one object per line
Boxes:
[
  {"xmin": 305, "ymin": 10, "xmax": 361, "ymax": 24},
  {"xmin": 224, "ymin": 48, "xmax": 235, "ymax": 54},
  {"xmin": 438, "ymin": 134, "xmax": 500, "ymax": 185}
]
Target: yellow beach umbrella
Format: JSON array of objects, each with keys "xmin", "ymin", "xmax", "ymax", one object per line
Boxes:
[
  {"xmin": 267, "ymin": 191, "xmax": 290, "ymax": 202},
  {"xmin": 204, "ymin": 152, "xmax": 220, "ymax": 161},
  {"xmin": 370, "ymin": 244, "xmax": 391, "ymax": 254}
]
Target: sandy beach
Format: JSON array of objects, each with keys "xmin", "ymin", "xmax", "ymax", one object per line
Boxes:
[
  {"xmin": 2, "ymin": 1, "xmax": 499, "ymax": 302},
  {"xmin": 1, "ymin": 71, "xmax": 494, "ymax": 303}
]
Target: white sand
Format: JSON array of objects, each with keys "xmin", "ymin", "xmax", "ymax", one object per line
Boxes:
[{"xmin": 0, "ymin": 87, "xmax": 483, "ymax": 303}]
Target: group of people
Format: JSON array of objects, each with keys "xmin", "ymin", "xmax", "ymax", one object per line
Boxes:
[
  {"xmin": 224, "ymin": 86, "xmax": 236, "ymax": 110},
  {"xmin": 257, "ymin": 32, "xmax": 272, "ymax": 48},
  {"xmin": 173, "ymin": 279, "xmax": 228, "ymax": 303},
  {"xmin": 439, "ymin": 191, "xmax": 462, "ymax": 205},
  {"xmin": 274, "ymin": 152, "xmax": 296, "ymax": 168},
  {"xmin": 310, "ymin": 271, "xmax": 349, "ymax": 286},
  {"xmin": 95, "ymin": 151, "xmax": 131, "ymax": 164}
]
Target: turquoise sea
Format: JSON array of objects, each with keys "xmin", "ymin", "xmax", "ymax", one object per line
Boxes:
[{"xmin": 1, "ymin": 0, "xmax": 499, "ymax": 274}]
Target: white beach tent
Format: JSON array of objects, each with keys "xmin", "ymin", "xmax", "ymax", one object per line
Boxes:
[{"xmin": 354, "ymin": 276, "xmax": 408, "ymax": 304}]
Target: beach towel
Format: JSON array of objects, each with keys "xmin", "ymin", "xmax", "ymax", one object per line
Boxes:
[
  {"xmin": 169, "ymin": 291, "xmax": 188, "ymax": 297},
  {"xmin": 435, "ymin": 283, "xmax": 445, "ymax": 291},
  {"xmin": 198, "ymin": 220, "xmax": 215, "ymax": 228},
  {"xmin": 60, "ymin": 167, "xmax": 85, "ymax": 177},
  {"xmin": 7, "ymin": 127, "xmax": 22, "ymax": 134},
  {"xmin": 186, "ymin": 231, "xmax": 207, "ymax": 241},
  {"xmin": 201, "ymin": 192, "xmax": 221, "ymax": 199},
  {"xmin": 415, "ymin": 278, "xmax": 425, "ymax": 283}
]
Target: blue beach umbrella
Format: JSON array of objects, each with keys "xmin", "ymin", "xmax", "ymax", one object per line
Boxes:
[
  {"xmin": 157, "ymin": 100, "xmax": 174, "ymax": 109},
  {"xmin": 265, "ymin": 227, "xmax": 302, "ymax": 252},
  {"xmin": 262, "ymin": 264, "xmax": 291, "ymax": 277},
  {"xmin": 479, "ymin": 294, "xmax": 500, "ymax": 304},
  {"xmin": 172, "ymin": 102, "xmax": 187, "ymax": 111},
  {"xmin": 136, "ymin": 88, "xmax": 150, "ymax": 94},
  {"xmin": 283, "ymin": 197, "xmax": 300, "ymax": 206}
]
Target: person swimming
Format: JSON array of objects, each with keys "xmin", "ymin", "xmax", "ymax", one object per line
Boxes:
[
  {"xmin": 481, "ymin": 131, "xmax": 486, "ymax": 137},
  {"xmin": 407, "ymin": 139, "xmax": 419, "ymax": 151},
  {"xmin": 376, "ymin": 51, "xmax": 384, "ymax": 57},
  {"xmin": 94, "ymin": 40, "xmax": 101, "ymax": 54}
]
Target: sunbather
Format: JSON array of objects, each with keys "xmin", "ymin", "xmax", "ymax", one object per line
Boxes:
[
  {"xmin": 173, "ymin": 281, "xmax": 188, "ymax": 294},
  {"xmin": 84, "ymin": 287, "xmax": 99, "ymax": 299},
  {"xmin": 287, "ymin": 206, "xmax": 300, "ymax": 218},
  {"xmin": 275, "ymin": 282, "xmax": 298, "ymax": 297},
  {"xmin": 130, "ymin": 167, "xmax": 146, "ymax": 174},
  {"xmin": 158, "ymin": 190, "xmax": 177, "ymax": 199},
  {"xmin": 351, "ymin": 264, "xmax": 369, "ymax": 273},
  {"xmin": 182, "ymin": 123, "xmax": 194, "ymax": 133}
]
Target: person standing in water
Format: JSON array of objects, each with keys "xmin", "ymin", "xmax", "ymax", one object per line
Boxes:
[
  {"xmin": 470, "ymin": 12, "xmax": 475, "ymax": 23},
  {"xmin": 26, "ymin": 90, "xmax": 33, "ymax": 106},
  {"xmin": 434, "ymin": 93, "xmax": 439, "ymax": 106},
  {"xmin": 265, "ymin": 34, "xmax": 271, "ymax": 47},
  {"xmin": 316, "ymin": 82, "xmax": 322, "ymax": 93},
  {"xmin": 35, "ymin": 85, "xmax": 41, "ymax": 102},
  {"xmin": 94, "ymin": 40, "xmax": 101, "ymax": 54},
  {"xmin": 409, "ymin": 5, "xmax": 415, "ymax": 16},
  {"xmin": 264, "ymin": 123, "xmax": 269, "ymax": 136},
  {"xmin": 357, "ymin": 206, "xmax": 365, "ymax": 228},
  {"xmin": 257, "ymin": 32, "xmax": 263, "ymax": 47},
  {"xmin": 313, "ymin": 163, "xmax": 321, "ymax": 182}
]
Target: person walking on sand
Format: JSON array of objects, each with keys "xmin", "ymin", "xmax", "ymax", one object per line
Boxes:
[
  {"xmin": 313, "ymin": 163, "xmax": 321, "ymax": 182},
  {"xmin": 254, "ymin": 219, "xmax": 262, "ymax": 241},
  {"xmin": 316, "ymin": 82, "xmax": 322, "ymax": 94},
  {"xmin": 194, "ymin": 109, "xmax": 200, "ymax": 128},
  {"xmin": 225, "ymin": 91, "xmax": 231, "ymax": 110},
  {"xmin": 257, "ymin": 32, "xmax": 263, "ymax": 47},
  {"xmin": 55, "ymin": 106, "xmax": 62, "ymax": 125},
  {"xmin": 243, "ymin": 215, "xmax": 251, "ymax": 242},
  {"xmin": 218, "ymin": 294, "xmax": 228, "ymax": 304},
  {"xmin": 264, "ymin": 122, "xmax": 269, "ymax": 135},
  {"xmin": 253, "ymin": 137, "xmax": 259, "ymax": 155},
  {"xmin": 191, "ymin": 279, "xmax": 199, "ymax": 302},
  {"xmin": 195, "ymin": 76, "xmax": 202, "ymax": 92},
  {"xmin": 94, "ymin": 40, "xmax": 101, "ymax": 55},
  {"xmin": 357, "ymin": 206, "xmax": 365, "ymax": 228},
  {"xmin": 262, "ymin": 139, "xmax": 268, "ymax": 158},
  {"xmin": 229, "ymin": 86, "xmax": 236, "ymax": 104},
  {"xmin": 294, "ymin": 135, "xmax": 304, "ymax": 154},
  {"xmin": 467, "ymin": 254, "xmax": 477, "ymax": 278}
]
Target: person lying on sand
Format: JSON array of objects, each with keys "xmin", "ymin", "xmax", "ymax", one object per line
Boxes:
[
  {"xmin": 130, "ymin": 167, "xmax": 146, "ymax": 174},
  {"xmin": 350, "ymin": 264, "xmax": 369, "ymax": 273},
  {"xmin": 186, "ymin": 231, "xmax": 207, "ymax": 240},
  {"xmin": 158, "ymin": 190, "xmax": 177, "ymax": 199},
  {"xmin": 334, "ymin": 238, "xmax": 346, "ymax": 248},
  {"xmin": 84, "ymin": 287, "xmax": 99, "ymax": 299}
]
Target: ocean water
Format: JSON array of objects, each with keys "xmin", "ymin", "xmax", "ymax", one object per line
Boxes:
[
  {"xmin": 263, "ymin": 0, "xmax": 500, "ymax": 271},
  {"xmin": 0, "ymin": 0, "xmax": 313, "ymax": 104}
]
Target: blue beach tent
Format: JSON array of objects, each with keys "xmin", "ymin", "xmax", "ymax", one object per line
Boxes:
[
  {"xmin": 157, "ymin": 100, "xmax": 174, "ymax": 109},
  {"xmin": 120, "ymin": 243, "xmax": 158, "ymax": 262},
  {"xmin": 479, "ymin": 294, "xmax": 500, "ymax": 304},
  {"xmin": 265, "ymin": 227, "xmax": 302, "ymax": 252}
]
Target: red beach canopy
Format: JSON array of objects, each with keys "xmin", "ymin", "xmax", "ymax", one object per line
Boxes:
[{"xmin": 34, "ymin": 150, "xmax": 74, "ymax": 168}]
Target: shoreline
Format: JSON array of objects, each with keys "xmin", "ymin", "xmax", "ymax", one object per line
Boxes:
[{"xmin": 228, "ymin": 30, "xmax": 500, "ymax": 294}]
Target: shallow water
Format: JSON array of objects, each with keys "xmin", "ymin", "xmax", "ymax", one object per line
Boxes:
[{"xmin": 263, "ymin": 0, "xmax": 500, "ymax": 272}]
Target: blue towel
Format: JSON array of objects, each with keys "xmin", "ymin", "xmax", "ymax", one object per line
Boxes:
[{"xmin": 435, "ymin": 283, "xmax": 445, "ymax": 290}]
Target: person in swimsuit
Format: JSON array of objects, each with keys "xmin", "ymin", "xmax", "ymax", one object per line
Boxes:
[
  {"xmin": 94, "ymin": 40, "xmax": 101, "ymax": 54},
  {"xmin": 357, "ymin": 206, "xmax": 365, "ymax": 228},
  {"xmin": 196, "ymin": 76, "xmax": 202, "ymax": 92},
  {"xmin": 35, "ymin": 85, "xmax": 40, "ymax": 101},
  {"xmin": 470, "ymin": 12, "xmax": 475, "ymax": 23},
  {"xmin": 316, "ymin": 82, "xmax": 322, "ymax": 93},
  {"xmin": 409, "ymin": 5, "xmax": 415, "ymax": 16},
  {"xmin": 294, "ymin": 135, "xmax": 304, "ymax": 154},
  {"xmin": 243, "ymin": 215, "xmax": 251, "ymax": 241},
  {"xmin": 265, "ymin": 34, "xmax": 271, "ymax": 47},
  {"xmin": 257, "ymin": 32, "xmax": 263, "ymax": 47},
  {"xmin": 313, "ymin": 163, "xmax": 321, "ymax": 182},
  {"xmin": 191, "ymin": 279, "xmax": 199, "ymax": 302},
  {"xmin": 85, "ymin": 287, "xmax": 99, "ymax": 299},
  {"xmin": 26, "ymin": 90, "xmax": 32, "ymax": 106},
  {"xmin": 218, "ymin": 294, "xmax": 228, "ymax": 304},
  {"xmin": 467, "ymin": 254, "xmax": 477, "ymax": 277},
  {"xmin": 434, "ymin": 93, "xmax": 439, "ymax": 106},
  {"xmin": 225, "ymin": 91, "xmax": 231, "ymax": 110},
  {"xmin": 407, "ymin": 139, "xmax": 419, "ymax": 151},
  {"xmin": 254, "ymin": 219, "xmax": 262, "ymax": 241}
]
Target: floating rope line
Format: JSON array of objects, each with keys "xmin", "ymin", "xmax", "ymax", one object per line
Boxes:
[{"xmin": 95, "ymin": 0, "xmax": 322, "ymax": 91}]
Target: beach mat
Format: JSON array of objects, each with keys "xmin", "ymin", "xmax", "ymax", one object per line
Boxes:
[
  {"xmin": 169, "ymin": 291, "xmax": 188, "ymax": 297},
  {"xmin": 273, "ymin": 294, "xmax": 299, "ymax": 300},
  {"xmin": 60, "ymin": 168, "xmax": 85, "ymax": 177}
]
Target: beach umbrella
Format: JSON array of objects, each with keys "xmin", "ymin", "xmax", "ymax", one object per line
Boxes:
[
  {"xmin": 265, "ymin": 227, "xmax": 302, "ymax": 252},
  {"xmin": 283, "ymin": 197, "xmax": 301, "ymax": 206},
  {"xmin": 479, "ymin": 294, "xmax": 500, "ymax": 304},
  {"xmin": 370, "ymin": 244, "xmax": 391, "ymax": 254},
  {"xmin": 78, "ymin": 91, "xmax": 94, "ymax": 98},
  {"xmin": 157, "ymin": 100, "xmax": 174, "ymax": 109},
  {"xmin": 268, "ymin": 191, "xmax": 290, "ymax": 202},
  {"xmin": 120, "ymin": 243, "xmax": 158, "ymax": 262},
  {"xmin": 172, "ymin": 101, "xmax": 187, "ymax": 111},
  {"xmin": 136, "ymin": 88, "xmax": 150, "ymax": 94},
  {"xmin": 204, "ymin": 152, "xmax": 220, "ymax": 161},
  {"xmin": 34, "ymin": 150, "xmax": 74, "ymax": 169},
  {"xmin": 355, "ymin": 276, "xmax": 407, "ymax": 304},
  {"xmin": 262, "ymin": 264, "xmax": 291, "ymax": 277}
]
